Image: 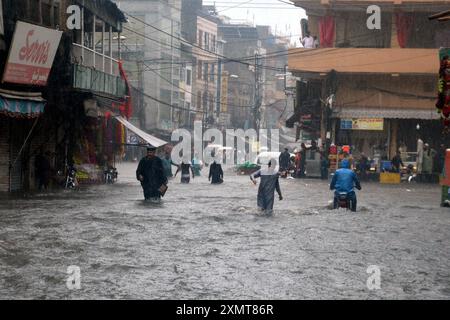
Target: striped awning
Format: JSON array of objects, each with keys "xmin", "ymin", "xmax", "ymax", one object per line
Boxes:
[{"xmin": 0, "ymin": 90, "xmax": 46, "ymax": 118}]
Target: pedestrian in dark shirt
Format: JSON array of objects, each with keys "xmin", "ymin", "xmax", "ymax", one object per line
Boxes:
[
  {"xmin": 279, "ymin": 148, "xmax": 291, "ymax": 175},
  {"xmin": 209, "ymin": 160, "xmax": 224, "ymax": 184},
  {"xmin": 136, "ymin": 146, "xmax": 168, "ymax": 201},
  {"xmin": 391, "ymin": 151, "xmax": 404, "ymax": 173},
  {"xmin": 175, "ymin": 161, "xmax": 195, "ymax": 183},
  {"xmin": 35, "ymin": 149, "xmax": 51, "ymax": 190}
]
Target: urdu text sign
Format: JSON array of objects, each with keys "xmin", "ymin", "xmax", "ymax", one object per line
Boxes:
[
  {"xmin": 2, "ymin": 21, "xmax": 62, "ymax": 86},
  {"xmin": 341, "ymin": 118, "xmax": 384, "ymax": 130}
]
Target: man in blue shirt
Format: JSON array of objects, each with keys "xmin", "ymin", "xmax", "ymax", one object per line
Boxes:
[{"xmin": 330, "ymin": 159, "xmax": 362, "ymax": 211}]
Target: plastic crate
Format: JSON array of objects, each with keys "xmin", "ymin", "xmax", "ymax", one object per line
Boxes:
[
  {"xmin": 380, "ymin": 172, "xmax": 400, "ymax": 184},
  {"xmin": 380, "ymin": 161, "xmax": 392, "ymax": 171}
]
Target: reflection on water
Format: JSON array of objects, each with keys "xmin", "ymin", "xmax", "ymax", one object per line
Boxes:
[{"xmin": 0, "ymin": 162, "xmax": 449, "ymax": 299}]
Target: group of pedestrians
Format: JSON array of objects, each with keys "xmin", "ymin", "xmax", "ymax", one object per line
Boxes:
[
  {"xmin": 136, "ymin": 145, "xmax": 362, "ymax": 214},
  {"xmin": 136, "ymin": 147, "xmax": 224, "ymax": 202}
]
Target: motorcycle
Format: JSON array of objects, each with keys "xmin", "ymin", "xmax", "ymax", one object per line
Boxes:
[
  {"xmin": 334, "ymin": 192, "xmax": 352, "ymax": 210},
  {"xmin": 104, "ymin": 167, "xmax": 118, "ymax": 184}
]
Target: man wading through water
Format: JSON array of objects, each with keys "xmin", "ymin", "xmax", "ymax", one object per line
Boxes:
[
  {"xmin": 136, "ymin": 146, "xmax": 168, "ymax": 202},
  {"xmin": 174, "ymin": 160, "xmax": 195, "ymax": 183},
  {"xmin": 250, "ymin": 158, "xmax": 283, "ymax": 215}
]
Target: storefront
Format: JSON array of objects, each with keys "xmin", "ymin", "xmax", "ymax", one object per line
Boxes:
[
  {"xmin": 332, "ymin": 106, "xmax": 441, "ymax": 168},
  {"xmin": 0, "ymin": 90, "xmax": 46, "ymax": 192},
  {"xmin": 66, "ymin": 97, "xmax": 126, "ymax": 185}
]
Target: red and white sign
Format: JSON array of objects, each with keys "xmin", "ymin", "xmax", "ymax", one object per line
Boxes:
[{"xmin": 2, "ymin": 21, "xmax": 62, "ymax": 86}]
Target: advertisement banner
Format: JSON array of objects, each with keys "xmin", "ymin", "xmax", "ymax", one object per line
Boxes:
[
  {"xmin": 341, "ymin": 118, "xmax": 384, "ymax": 131},
  {"xmin": 2, "ymin": 21, "xmax": 63, "ymax": 86}
]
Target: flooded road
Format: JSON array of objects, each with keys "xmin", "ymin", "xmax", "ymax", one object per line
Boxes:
[{"xmin": 1, "ymin": 162, "xmax": 450, "ymax": 299}]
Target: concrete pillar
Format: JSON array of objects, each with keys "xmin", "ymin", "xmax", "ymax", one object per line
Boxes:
[{"xmin": 389, "ymin": 119, "xmax": 398, "ymax": 159}]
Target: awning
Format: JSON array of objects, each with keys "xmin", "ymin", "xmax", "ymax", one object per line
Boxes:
[
  {"xmin": 332, "ymin": 107, "xmax": 441, "ymax": 120},
  {"xmin": 286, "ymin": 111, "xmax": 300, "ymax": 128},
  {"xmin": 114, "ymin": 116, "xmax": 167, "ymax": 147},
  {"xmin": 0, "ymin": 89, "xmax": 45, "ymax": 118},
  {"xmin": 288, "ymin": 48, "xmax": 439, "ymax": 75}
]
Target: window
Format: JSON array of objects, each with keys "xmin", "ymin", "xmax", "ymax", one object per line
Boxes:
[
  {"xmin": 203, "ymin": 63, "xmax": 208, "ymax": 81},
  {"xmin": 197, "ymin": 61, "xmax": 202, "ymax": 79},
  {"xmin": 83, "ymin": 10, "xmax": 94, "ymax": 49},
  {"xmin": 210, "ymin": 64, "xmax": 215, "ymax": 81},
  {"xmin": 212, "ymin": 35, "xmax": 216, "ymax": 52},
  {"xmin": 276, "ymin": 79, "xmax": 284, "ymax": 91},
  {"xmin": 95, "ymin": 20, "xmax": 104, "ymax": 54},
  {"xmin": 104, "ymin": 24, "xmax": 111, "ymax": 57},
  {"xmin": 42, "ymin": 0, "xmax": 60, "ymax": 27},
  {"xmin": 197, "ymin": 91, "xmax": 202, "ymax": 109},
  {"xmin": 180, "ymin": 67, "xmax": 186, "ymax": 83},
  {"xmin": 29, "ymin": 0, "xmax": 41, "ymax": 24},
  {"xmin": 198, "ymin": 30, "xmax": 203, "ymax": 47},
  {"xmin": 202, "ymin": 91, "xmax": 208, "ymax": 109},
  {"xmin": 186, "ymin": 69, "xmax": 192, "ymax": 86},
  {"xmin": 204, "ymin": 32, "xmax": 209, "ymax": 50}
]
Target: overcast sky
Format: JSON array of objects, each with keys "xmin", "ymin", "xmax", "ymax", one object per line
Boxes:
[{"xmin": 203, "ymin": 0, "xmax": 307, "ymax": 47}]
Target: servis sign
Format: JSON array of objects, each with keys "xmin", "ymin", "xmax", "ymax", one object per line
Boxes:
[{"xmin": 2, "ymin": 21, "xmax": 62, "ymax": 86}]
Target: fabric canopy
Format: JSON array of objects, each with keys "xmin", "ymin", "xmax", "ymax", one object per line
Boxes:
[
  {"xmin": 395, "ymin": 13, "xmax": 413, "ymax": 48},
  {"xmin": 114, "ymin": 116, "xmax": 167, "ymax": 147},
  {"xmin": 0, "ymin": 90, "xmax": 45, "ymax": 118},
  {"xmin": 319, "ymin": 16, "xmax": 335, "ymax": 48}
]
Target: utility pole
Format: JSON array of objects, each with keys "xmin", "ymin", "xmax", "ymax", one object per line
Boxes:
[
  {"xmin": 253, "ymin": 53, "xmax": 261, "ymax": 131},
  {"xmin": 170, "ymin": 18, "xmax": 174, "ymax": 129},
  {"xmin": 216, "ymin": 58, "xmax": 222, "ymax": 123}
]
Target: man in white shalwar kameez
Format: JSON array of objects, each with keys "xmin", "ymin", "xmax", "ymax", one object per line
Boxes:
[{"xmin": 250, "ymin": 158, "xmax": 283, "ymax": 214}]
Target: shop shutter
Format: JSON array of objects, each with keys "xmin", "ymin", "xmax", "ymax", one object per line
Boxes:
[
  {"xmin": 9, "ymin": 121, "xmax": 24, "ymax": 192},
  {"xmin": 0, "ymin": 117, "xmax": 10, "ymax": 192}
]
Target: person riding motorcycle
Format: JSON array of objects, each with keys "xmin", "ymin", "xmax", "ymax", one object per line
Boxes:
[{"xmin": 330, "ymin": 159, "xmax": 361, "ymax": 211}]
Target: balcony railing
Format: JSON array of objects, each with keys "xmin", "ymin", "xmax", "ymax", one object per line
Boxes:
[
  {"xmin": 72, "ymin": 43, "xmax": 120, "ymax": 76},
  {"xmin": 72, "ymin": 64, "xmax": 127, "ymax": 97}
]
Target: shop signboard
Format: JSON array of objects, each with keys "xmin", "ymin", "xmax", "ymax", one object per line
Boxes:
[
  {"xmin": 341, "ymin": 118, "xmax": 384, "ymax": 131},
  {"xmin": 2, "ymin": 21, "xmax": 62, "ymax": 86}
]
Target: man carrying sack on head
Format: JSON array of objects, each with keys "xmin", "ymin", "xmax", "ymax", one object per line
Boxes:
[{"xmin": 136, "ymin": 146, "xmax": 168, "ymax": 202}]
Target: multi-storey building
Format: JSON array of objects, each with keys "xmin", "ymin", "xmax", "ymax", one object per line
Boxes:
[
  {"xmin": 288, "ymin": 0, "xmax": 449, "ymax": 161},
  {"xmin": 219, "ymin": 23, "xmax": 261, "ymax": 129},
  {"xmin": 181, "ymin": 1, "xmax": 225, "ymax": 130},
  {"xmin": 114, "ymin": 0, "xmax": 182, "ymax": 136},
  {"xmin": 0, "ymin": 0, "xmax": 128, "ymax": 192}
]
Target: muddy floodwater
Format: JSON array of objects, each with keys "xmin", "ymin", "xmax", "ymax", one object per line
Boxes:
[{"xmin": 0, "ymin": 162, "xmax": 449, "ymax": 299}]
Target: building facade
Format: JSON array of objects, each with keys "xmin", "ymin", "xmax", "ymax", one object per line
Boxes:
[
  {"xmin": 114, "ymin": 0, "xmax": 182, "ymax": 136},
  {"xmin": 288, "ymin": 0, "xmax": 449, "ymax": 161},
  {"xmin": 0, "ymin": 0, "xmax": 128, "ymax": 192}
]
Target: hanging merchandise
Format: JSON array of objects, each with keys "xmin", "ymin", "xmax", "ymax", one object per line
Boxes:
[
  {"xmin": 436, "ymin": 49, "xmax": 450, "ymax": 133},
  {"xmin": 104, "ymin": 111, "xmax": 113, "ymax": 159},
  {"xmin": 115, "ymin": 121, "xmax": 125, "ymax": 159},
  {"xmin": 96, "ymin": 117, "xmax": 103, "ymax": 156}
]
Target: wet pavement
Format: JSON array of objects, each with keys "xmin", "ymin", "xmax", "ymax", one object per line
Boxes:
[{"xmin": 0, "ymin": 161, "xmax": 449, "ymax": 299}]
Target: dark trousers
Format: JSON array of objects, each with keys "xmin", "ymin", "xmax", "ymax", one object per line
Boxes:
[
  {"xmin": 37, "ymin": 172, "xmax": 50, "ymax": 190},
  {"xmin": 142, "ymin": 184, "xmax": 160, "ymax": 200},
  {"xmin": 334, "ymin": 191, "xmax": 357, "ymax": 212},
  {"xmin": 299, "ymin": 162, "xmax": 306, "ymax": 177}
]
